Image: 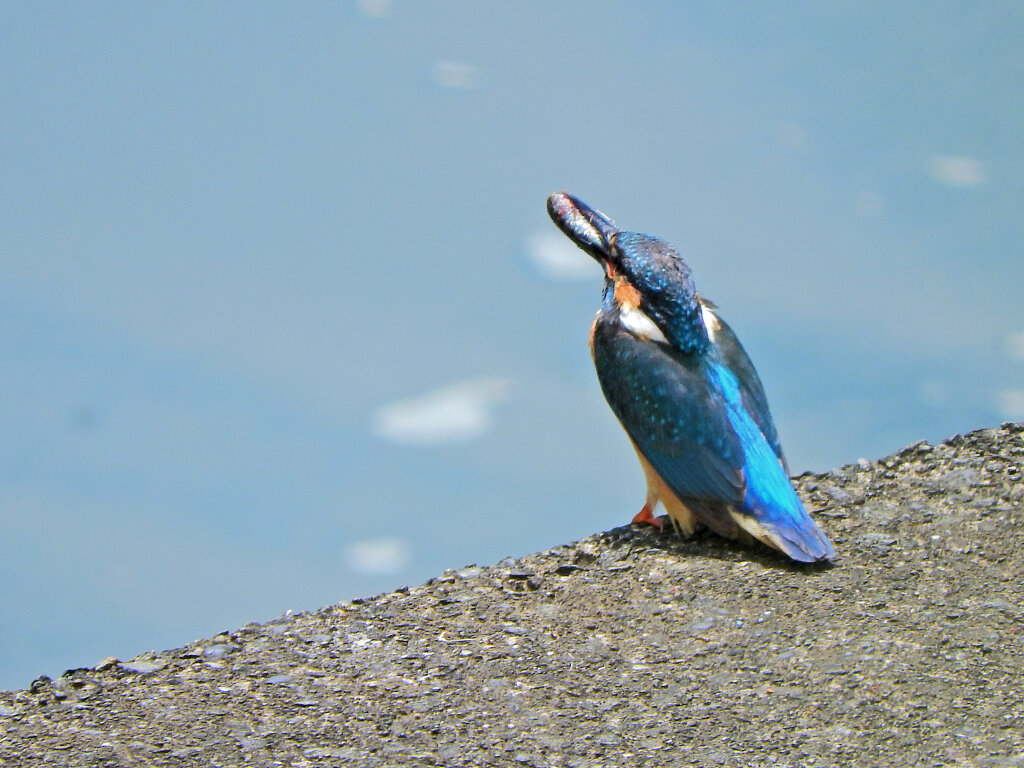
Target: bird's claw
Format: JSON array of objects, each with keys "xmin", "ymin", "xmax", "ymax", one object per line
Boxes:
[{"xmin": 631, "ymin": 503, "xmax": 663, "ymax": 530}]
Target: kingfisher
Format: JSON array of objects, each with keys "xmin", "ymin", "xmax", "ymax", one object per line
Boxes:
[{"xmin": 547, "ymin": 191, "xmax": 835, "ymax": 563}]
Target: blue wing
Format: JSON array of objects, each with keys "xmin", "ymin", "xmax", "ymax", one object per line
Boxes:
[
  {"xmin": 591, "ymin": 312, "xmax": 746, "ymax": 503},
  {"xmin": 709, "ymin": 362, "xmax": 835, "ymax": 562},
  {"xmin": 699, "ymin": 299, "xmax": 787, "ymax": 471}
]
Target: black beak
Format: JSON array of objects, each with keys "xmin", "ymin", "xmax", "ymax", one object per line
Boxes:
[{"xmin": 546, "ymin": 192, "xmax": 620, "ymax": 263}]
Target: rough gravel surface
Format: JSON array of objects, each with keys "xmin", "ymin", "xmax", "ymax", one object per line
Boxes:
[{"xmin": 2, "ymin": 424, "xmax": 1023, "ymax": 767}]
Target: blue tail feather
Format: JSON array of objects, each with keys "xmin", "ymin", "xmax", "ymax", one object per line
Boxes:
[{"xmin": 712, "ymin": 364, "xmax": 834, "ymax": 562}]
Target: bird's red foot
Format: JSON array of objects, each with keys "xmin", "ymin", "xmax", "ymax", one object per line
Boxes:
[{"xmin": 631, "ymin": 503, "xmax": 663, "ymax": 529}]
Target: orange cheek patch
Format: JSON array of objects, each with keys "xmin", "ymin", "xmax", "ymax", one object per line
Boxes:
[{"xmin": 613, "ymin": 277, "xmax": 642, "ymax": 309}]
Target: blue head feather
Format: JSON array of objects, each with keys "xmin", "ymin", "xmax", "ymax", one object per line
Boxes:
[{"xmin": 612, "ymin": 232, "xmax": 709, "ymax": 355}]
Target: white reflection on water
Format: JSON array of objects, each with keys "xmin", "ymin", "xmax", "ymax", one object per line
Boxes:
[
  {"xmin": 372, "ymin": 378, "xmax": 511, "ymax": 445},
  {"xmin": 1005, "ymin": 331, "xmax": 1024, "ymax": 361},
  {"xmin": 433, "ymin": 61, "xmax": 480, "ymax": 90},
  {"xmin": 357, "ymin": 0, "xmax": 393, "ymax": 19},
  {"xmin": 928, "ymin": 155, "xmax": 987, "ymax": 187},
  {"xmin": 344, "ymin": 537, "xmax": 411, "ymax": 576},
  {"xmin": 526, "ymin": 231, "xmax": 595, "ymax": 281},
  {"xmin": 997, "ymin": 390, "xmax": 1024, "ymax": 420}
]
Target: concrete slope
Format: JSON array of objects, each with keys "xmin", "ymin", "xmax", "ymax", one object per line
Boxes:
[{"xmin": 2, "ymin": 424, "xmax": 1022, "ymax": 767}]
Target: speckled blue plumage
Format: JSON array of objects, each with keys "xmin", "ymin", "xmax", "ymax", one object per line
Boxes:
[{"xmin": 610, "ymin": 233, "xmax": 709, "ymax": 355}]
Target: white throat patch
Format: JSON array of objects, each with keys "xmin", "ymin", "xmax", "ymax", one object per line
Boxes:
[{"xmin": 619, "ymin": 304, "xmax": 669, "ymax": 344}]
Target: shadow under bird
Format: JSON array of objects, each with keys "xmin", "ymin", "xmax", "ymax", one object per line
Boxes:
[{"xmin": 547, "ymin": 192, "xmax": 835, "ymax": 563}]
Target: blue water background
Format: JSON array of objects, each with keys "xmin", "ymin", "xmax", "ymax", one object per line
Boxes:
[{"xmin": 1, "ymin": 2, "xmax": 1021, "ymax": 687}]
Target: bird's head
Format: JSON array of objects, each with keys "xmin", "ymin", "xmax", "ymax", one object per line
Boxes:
[{"xmin": 546, "ymin": 191, "xmax": 708, "ymax": 354}]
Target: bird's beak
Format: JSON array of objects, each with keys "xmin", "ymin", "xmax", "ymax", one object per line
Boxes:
[{"xmin": 546, "ymin": 192, "xmax": 620, "ymax": 268}]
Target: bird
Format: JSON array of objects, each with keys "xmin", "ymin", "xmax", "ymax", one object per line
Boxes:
[{"xmin": 547, "ymin": 191, "xmax": 835, "ymax": 563}]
